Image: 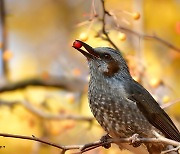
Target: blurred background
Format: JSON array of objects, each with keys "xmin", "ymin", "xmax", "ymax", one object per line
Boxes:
[{"xmin": 0, "ymin": 0, "xmax": 180, "ymax": 153}]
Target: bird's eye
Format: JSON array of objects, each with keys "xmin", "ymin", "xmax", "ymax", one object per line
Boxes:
[{"xmin": 104, "ymin": 54, "xmax": 111, "ymax": 59}]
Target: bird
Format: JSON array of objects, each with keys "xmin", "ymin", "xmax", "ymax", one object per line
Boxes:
[{"xmin": 72, "ymin": 40, "xmax": 180, "ymax": 154}]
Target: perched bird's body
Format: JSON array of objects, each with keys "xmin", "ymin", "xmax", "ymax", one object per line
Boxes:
[
  {"xmin": 88, "ymin": 51, "xmax": 161, "ymax": 153},
  {"xmin": 73, "ymin": 40, "xmax": 180, "ymax": 154},
  {"xmin": 89, "ymin": 68, "xmax": 154, "ymax": 139}
]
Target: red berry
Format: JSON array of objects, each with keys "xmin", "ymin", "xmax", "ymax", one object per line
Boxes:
[{"xmin": 73, "ymin": 40, "xmax": 82, "ymax": 48}]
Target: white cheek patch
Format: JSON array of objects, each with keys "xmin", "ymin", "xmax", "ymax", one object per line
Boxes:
[
  {"xmin": 91, "ymin": 60, "xmax": 119, "ymax": 77},
  {"xmin": 98, "ymin": 63, "xmax": 109, "ymax": 74}
]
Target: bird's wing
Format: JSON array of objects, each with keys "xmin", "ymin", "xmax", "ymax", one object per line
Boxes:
[{"xmin": 125, "ymin": 80, "xmax": 180, "ymax": 142}]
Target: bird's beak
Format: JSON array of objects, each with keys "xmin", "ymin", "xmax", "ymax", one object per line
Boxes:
[{"xmin": 72, "ymin": 40, "xmax": 100, "ymax": 60}]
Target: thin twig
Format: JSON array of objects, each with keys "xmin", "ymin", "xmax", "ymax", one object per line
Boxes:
[
  {"xmin": 100, "ymin": 0, "xmax": 119, "ymax": 51},
  {"xmin": 116, "ymin": 26, "xmax": 180, "ymax": 52},
  {"xmin": 161, "ymin": 145, "xmax": 180, "ymax": 154},
  {"xmin": 161, "ymin": 98, "xmax": 180, "ymax": 109},
  {"xmin": 99, "ymin": 0, "xmax": 180, "ymax": 52},
  {"xmin": 0, "ymin": 0, "xmax": 8, "ymax": 77},
  {"xmin": 0, "ymin": 133, "xmax": 66, "ymax": 149}
]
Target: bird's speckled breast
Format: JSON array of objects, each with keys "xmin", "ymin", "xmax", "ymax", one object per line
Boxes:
[{"xmin": 88, "ymin": 77, "xmax": 155, "ymax": 138}]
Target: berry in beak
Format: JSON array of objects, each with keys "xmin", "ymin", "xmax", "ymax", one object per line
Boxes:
[{"xmin": 72, "ymin": 40, "xmax": 99, "ymax": 59}]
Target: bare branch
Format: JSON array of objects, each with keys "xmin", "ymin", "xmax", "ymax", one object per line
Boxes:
[
  {"xmin": 100, "ymin": 0, "xmax": 119, "ymax": 51},
  {"xmin": 0, "ymin": 77, "xmax": 87, "ymax": 92},
  {"xmin": 0, "ymin": 0, "xmax": 9, "ymax": 77},
  {"xmin": 0, "ymin": 100, "xmax": 94, "ymax": 122},
  {"xmin": 0, "ymin": 133, "xmax": 180, "ymax": 154},
  {"xmin": 161, "ymin": 98, "xmax": 180, "ymax": 109},
  {"xmin": 117, "ymin": 26, "xmax": 180, "ymax": 52},
  {"xmin": 161, "ymin": 145, "xmax": 180, "ymax": 154},
  {"xmin": 99, "ymin": 0, "xmax": 180, "ymax": 52}
]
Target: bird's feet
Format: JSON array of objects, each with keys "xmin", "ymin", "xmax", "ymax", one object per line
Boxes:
[
  {"xmin": 129, "ymin": 134, "xmax": 141, "ymax": 147},
  {"xmin": 100, "ymin": 134, "xmax": 111, "ymax": 149}
]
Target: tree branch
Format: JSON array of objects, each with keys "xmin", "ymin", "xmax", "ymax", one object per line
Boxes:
[
  {"xmin": 0, "ymin": 77, "xmax": 87, "ymax": 92},
  {"xmin": 0, "ymin": 133, "xmax": 180, "ymax": 154},
  {"xmin": 100, "ymin": 0, "xmax": 119, "ymax": 51},
  {"xmin": 161, "ymin": 98, "xmax": 180, "ymax": 109},
  {"xmin": 117, "ymin": 26, "xmax": 180, "ymax": 52},
  {"xmin": 99, "ymin": 0, "xmax": 180, "ymax": 52},
  {"xmin": 0, "ymin": 100, "xmax": 94, "ymax": 122},
  {"xmin": 0, "ymin": 0, "xmax": 9, "ymax": 77}
]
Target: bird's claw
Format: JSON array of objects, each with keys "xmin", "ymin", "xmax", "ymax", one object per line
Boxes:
[
  {"xmin": 100, "ymin": 134, "xmax": 111, "ymax": 149},
  {"xmin": 130, "ymin": 134, "xmax": 141, "ymax": 147}
]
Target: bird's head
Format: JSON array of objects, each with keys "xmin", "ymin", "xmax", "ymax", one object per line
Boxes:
[{"xmin": 72, "ymin": 40, "xmax": 130, "ymax": 78}]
